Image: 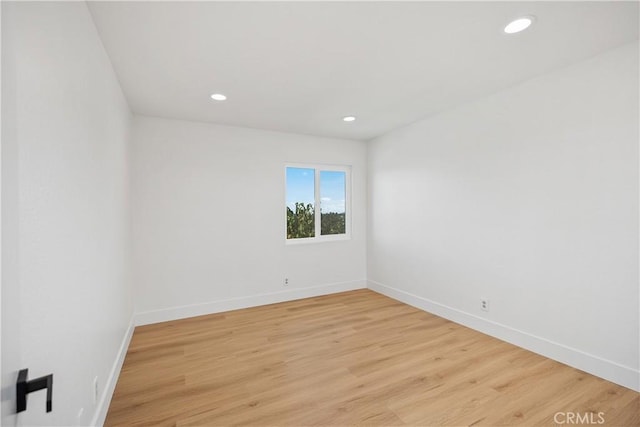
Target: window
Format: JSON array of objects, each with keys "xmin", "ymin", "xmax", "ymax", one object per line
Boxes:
[{"xmin": 285, "ymin": 164, "xmax": 350, "ymax": 243}]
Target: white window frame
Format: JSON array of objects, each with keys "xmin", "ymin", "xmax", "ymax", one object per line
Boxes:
[{"xmin": 285, "ymin": 163, "xmax": 352, "ymax": 245}]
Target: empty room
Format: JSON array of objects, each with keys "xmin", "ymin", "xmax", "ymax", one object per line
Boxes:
[{"xmin": 1, "ymin": 1, "xmax": 639, "ymax": 426}]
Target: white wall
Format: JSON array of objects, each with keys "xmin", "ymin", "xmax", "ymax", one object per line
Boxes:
[
  {"xmin": 368, "ymin": 42, "xmax": 639, "ymax": 391},
  {"xmin": 131, "ymin": 117, "xmax": 367, "ymax": 324},
  {"xmin": 1, "ymin": 3, "xmax": 133, "ymax": 426}
]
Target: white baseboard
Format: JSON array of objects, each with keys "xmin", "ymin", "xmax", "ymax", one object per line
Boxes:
[
  {"xmin": 367, "ymin": 280, "xmax": 640, "ymax": 392},
  {"xmin": 91, "ymin": 317, "xmax": 135, "ymax": 427},
  {"xmin": 134, "ymin": 280, "xmax": 366, "ymax": 326}
]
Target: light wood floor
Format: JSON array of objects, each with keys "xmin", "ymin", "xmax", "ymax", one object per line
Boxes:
[{"xmin": 106, "ymin": 290, "xmax": 639, "ymax": 426}]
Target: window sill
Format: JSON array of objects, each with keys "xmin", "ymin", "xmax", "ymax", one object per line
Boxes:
[{"xmin": 285, "ymin": 234, "xmax": 351, "ymax": 245}]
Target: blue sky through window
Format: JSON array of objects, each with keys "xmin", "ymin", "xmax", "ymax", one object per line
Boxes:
[
  {"xmin": 320, "ymin": 171, "xmax": 346, "ymax": 214},
  {"xmin": 286, "ymin": 168, "xmax": 346, "ymax": 214},
  {"xmin": 286, "ymin": 168, "xmax": 314, "ymax": 209}
]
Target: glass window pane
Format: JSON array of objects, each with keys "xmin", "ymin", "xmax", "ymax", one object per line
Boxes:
[
  {"xmin": 320, "ymin": 170, "xmax": 346, "ymax": 235},
  {"xmin": 286, "ymin": 167, "xmax": 315, "ymax": 239}
]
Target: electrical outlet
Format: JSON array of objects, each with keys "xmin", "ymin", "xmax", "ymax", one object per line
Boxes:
[
  {"xmin": 284, "ymin": 278, "xmax": 289, "ymax": 286},
  {"xmin": 481, "ymin": 298, "xmax": 490, "ymax": 312},
  {"xmin": 93, "ymin": 377, "xmax": 99, "ymax": 405}
]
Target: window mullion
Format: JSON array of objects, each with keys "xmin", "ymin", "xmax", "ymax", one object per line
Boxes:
[{"xmin": 315, "ymin": 168, "xmax": 321, "ymax": 238}]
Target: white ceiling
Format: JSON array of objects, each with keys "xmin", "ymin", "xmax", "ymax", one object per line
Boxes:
[{"xmin": 88, "ymin": 1, "xmax": 638, "ymax": 141}]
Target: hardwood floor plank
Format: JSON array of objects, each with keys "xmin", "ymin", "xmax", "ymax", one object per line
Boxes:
[{"xmin": 105, "ymin": 289, "xmax": 639, "ymax": 426}]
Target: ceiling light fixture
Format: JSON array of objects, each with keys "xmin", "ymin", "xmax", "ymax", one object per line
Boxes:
[
  {"xmin": 210, "ymin": 93, "xmax": 227, "ymax": 101},
  {"xmin": 343, "ymin": 116, "xmax": 356, "ymax": 122},
  {"xmin": 504, "ymin": 16, "xmax": 534, "ymax": 34}
]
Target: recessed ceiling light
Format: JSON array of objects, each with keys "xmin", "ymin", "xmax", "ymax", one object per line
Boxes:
[
  {"xmin": 343, "ymin": 116, "xmax": 356, "ymax": 122},
  {"xmin": 210, "ymin": 93, "xmax": 227, "ymax": 101},
  {"xmin": 504, "ymin": 16, "xmax": 534, "ymax": 34}
]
